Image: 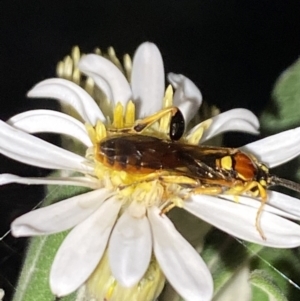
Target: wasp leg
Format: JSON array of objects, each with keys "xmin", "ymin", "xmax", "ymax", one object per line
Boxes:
[
  {"xmin": 159, "ymin": 175, "xmax": 198, "ymax": 215},
  {"xmin": 133, "ymin": 107, "xmax": 178, "ymax": 133},
  {"xmin": 225, "ymin": 181, "xmax": 267, "ymax": 240},
  {"xmin": 160, "ymin": 185, "xmax": 224, "ymax": 216},
  {"xmin": 192, "ymin": 186, "xmax": 223, "ymax": 195},
  {"xmin": 254, "ymin": 183, "xmax": 268, "ymax": 241},
  {"xmin": 225, "ymin": 181, "xmax": 267, "ymax": 199},
  {"xmin": 159, "ymin": 175, "xmax": 199, "ymax": 186},
  {"xmin": 160, "ymin": 201, "xmax": 176, "ymax": 215},
  {"xmin": 160, "ymin": 194, "xmax": 187, "ymax": 214},
  {"xmin": 256, "ymin": 200, "xmax": 267, "ymax": 241},
  {"xmin": 117, "ymin": 171, "xmax": 166, "ymax": 190}
]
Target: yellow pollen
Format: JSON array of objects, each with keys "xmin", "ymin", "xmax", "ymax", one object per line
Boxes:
[{"xmin": 109, "ymin": 172, "xmax": 165, "ymax": 207}]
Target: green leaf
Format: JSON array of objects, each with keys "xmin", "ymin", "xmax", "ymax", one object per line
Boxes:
[
  {"xmin": 250, "ymin": 270, "xmax": 288, "ymax": 301},
  {"xmin": 250, "ymin": 246, "xmax": 300, "ymax": 300},
  {"xmin": 195, "ymin": 229, "xmax": 300, "ymax": 301},
  {"xmin": 200, "ymin": 230, "xmax": 263, "ymax": 297},
  {"xmin": 260, "ymin": 58, "xmax": 300, "ymax": 133},
  {"xmin": 12, "ymin": 183, "xmax": 90, "ymax": 301}
]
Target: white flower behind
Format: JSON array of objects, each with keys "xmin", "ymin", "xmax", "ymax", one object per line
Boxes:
[
  {"xmin": 0, "ymin": 289, "xmax": 4, "ymax": 301},
  {"xmin": 0, "ymin": 42, "xmax": 300, "ymax": 301}
]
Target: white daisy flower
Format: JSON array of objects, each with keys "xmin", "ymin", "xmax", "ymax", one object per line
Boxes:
[{"xmin": 1, "ymin": 42, "xmax": 300, "ymax": 301}]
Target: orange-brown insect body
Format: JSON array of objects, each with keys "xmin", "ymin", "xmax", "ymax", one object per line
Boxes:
[
  {"xmin": 94, "ymin": 106, "xmax": 300, "ymax": 240},
  {"xmin": 96, "ymin": 134, "xmax": 269, "ymax": 191}
]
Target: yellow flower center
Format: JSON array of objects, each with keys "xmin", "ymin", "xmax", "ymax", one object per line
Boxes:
[
  {"xmin": 85, "ymin": 86, "xmax": 206, "ymax": 212},
  {"xmin": 86, "ymin": 251, "xmax": 165, "ymax": 301}
]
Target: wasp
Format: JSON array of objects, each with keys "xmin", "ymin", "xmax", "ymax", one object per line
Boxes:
[{"xmin": 96, "ymin": 107, "xmax": 300, "ymax": 239}]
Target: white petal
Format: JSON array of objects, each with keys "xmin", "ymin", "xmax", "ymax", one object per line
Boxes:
[
  {"xmin": 7, "ymin": 110, "xmax": 92, "ymax": 147},
  {"xmin": 27, "ymin": 78, "xmax": 105, "ymax": 125},
  {"xmin": 109, "ymin": 207, "xmax": 152, "ymax": 287},
  {"xmin": 11, "ymin": 189, "xmax": 111, "ymax": 236},
  {"xmin": 168, "ymin": 73, "xmax": 202, "ymax": 125},
  {"xmin": 185, "ymin": 195, "xmax": 300, "ymax": 248},
  {"xmin": 148, "ymin": 207, "xmax": 213, "ymax": 301},
  {"xmin": 50, "ymin": 198, "xmax": 122, "ymax": 297},
  {"xmin": 78, "ymin": 54, "xmax": 132, "ymax": 107},
  {"xmin": 131, "ymin": 42, "xmax": 165, "ymax": 118},
  {"xmin": 221, "ymin": 193, "xmax": 300, "ymax": 221},
  {"xmin": 0, "ymin": 173, "xmax": 101, "ymax": 189},
  {"xmin": 266, "ymin": 190, "xmax": 300, "ymax": 219},
  {"xmin": 0, "ymin": 120, "xmax": 92, "ymax": 173},
  {"xmin": 191, "ymin": 109, "xmax": 259, "ymax": 143},
  {"xmin": 241, "ymin": 127, "xmax": 300, "ymax": 168}
]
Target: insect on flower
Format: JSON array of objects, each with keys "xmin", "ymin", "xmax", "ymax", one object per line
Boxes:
[
  {"xmin": 98, "ymin": 106, "xmax": 300, "ymax": 240},
  {"xmin": 6, "ymin": 42, "xmax": 300, "ymax": 301}
]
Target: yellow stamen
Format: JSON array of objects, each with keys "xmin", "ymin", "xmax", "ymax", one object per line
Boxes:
[
  {"xmin": 63, "ymin": 55, "xmax": 73, "ymax": 80},
  {"xmin": 159, "ymin": 85, "xmax": 174, "ymax": 133},
  {"xmin": 84, "ymin": 77, "xmax": 95, "ymax": 95},
  {"xmin": 71, "ymin": 46, "xmax": 80, "ymax": 65},
  {"xmin": 123, "ymin": 53, "xmax": 132, "ymax": 81},
  {"xmin": 163, "ymin": 85, "xmax": 174, "ymax": 108},
  {"xmin": 72, "ymin": 68, "xmax": 81, "ymax": 85},
  {"xmin": 94, "ymin": 47, "xmax": 102, "ymax": 55},
  {"xmin": 113, "ymin": 102, "xmax": 124, "ymax": 129},
  {"xmin": 186, "ymin": 118, "xmax": 213, "ymax": 145},
  {"xmin": 187, "ymin": 127, "xmax": 203, "ymax": 145},
  {"xmin": 56, "ymin": 61, "xmax": 64, "ymax": 78},
  {"xmin": 95, "ymin": 121, "xmax": 107, "ymax": 142},
  {"xmin": 85, "ymin": 124, "xmax": 97, "ymax": 144},
  {"xmin": 108, "ymin": 47, "xmax": 123, "ymax": 72},
  {"xmin": 124, "ymin": 100, "xmax": 135, "ymax": 126}
]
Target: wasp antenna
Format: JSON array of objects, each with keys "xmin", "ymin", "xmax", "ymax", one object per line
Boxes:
[{"xmin": 270, "ymin": 176, "xmax": 300, "ymax": 193}]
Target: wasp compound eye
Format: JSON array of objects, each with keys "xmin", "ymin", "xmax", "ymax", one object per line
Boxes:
[{"xmin": 170, "ymin": 109, "xmax": 185, "ymax": 140}]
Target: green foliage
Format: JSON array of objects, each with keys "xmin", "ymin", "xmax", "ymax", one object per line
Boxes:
[
  {"xmin": 199, "ymin": 229, "xmax": 300, "ymax": 301},
  {"xmin": 12, "ymin": 184, "xmax": 89, "ymax": 301},
  {"xmin": 260, "ymin": 58, "xmax": 300, "ymax": 134},
  {"xmin": 250, "ymin": 270, "xmax": 288, "ymax": 301}
]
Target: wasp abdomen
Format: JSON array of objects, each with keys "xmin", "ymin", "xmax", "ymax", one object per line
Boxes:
[
  {"xmin": 97, "ymin": 135, "xmax": 268, "ymax": 186},
  {"xmin": 98, "ymin": 135, "xmax": 167, "ymax": 172}
]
